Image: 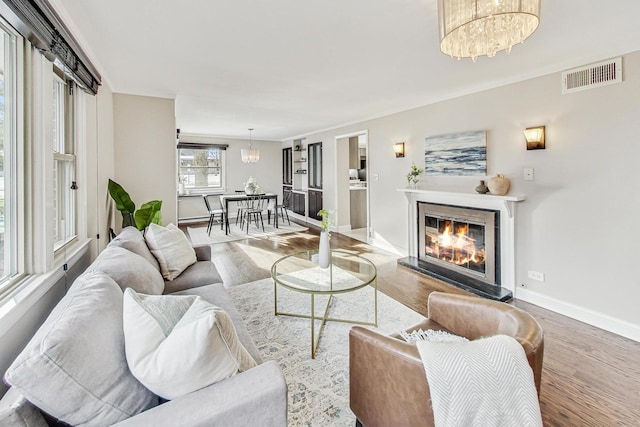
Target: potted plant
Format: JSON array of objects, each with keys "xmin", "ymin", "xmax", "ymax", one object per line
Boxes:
[
  {"xmin": 407, "ymin": 162, "xmax": 424, "ymax": 188},
  {"xmin": 108, "ymin": 179, "xmax": 163, "ymax": 234}
]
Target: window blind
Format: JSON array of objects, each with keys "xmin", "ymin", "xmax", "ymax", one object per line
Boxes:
[
  {"xmin": 0, "ymin": 0, "xmax": 101, "ymax": 94},
  {"xmin": 177, "ymin": 143, "xmax": 229, "ymax": 150}
]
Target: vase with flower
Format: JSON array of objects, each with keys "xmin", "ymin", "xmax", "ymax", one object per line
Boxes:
[
  {"xmin": 407, "ymin": 163, "xmax": 424, "ymax": 189},
  {"xmin": 318, "ymin": 209, "xmax": 332, "ymax": 268}
]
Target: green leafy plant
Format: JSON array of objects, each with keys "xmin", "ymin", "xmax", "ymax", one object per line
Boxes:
[
  {"xmin": 318, "ymin": 209, "xmax": 332, "ymax": 239},
  {"xmin": 407, "ymin": 162, "xmax": 424, "ymax": 185},
  {"xmin": 108, "ymin": 179, "xmax": 162, "ymax": 231}
]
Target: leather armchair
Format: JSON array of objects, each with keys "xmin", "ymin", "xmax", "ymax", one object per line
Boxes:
[{"xmin": 349, "ymin": 291, "xmax": 544, "ymax": 427}]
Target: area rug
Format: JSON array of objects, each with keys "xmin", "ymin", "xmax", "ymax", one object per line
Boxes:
[
  {"xmin": 227, "ymin": 278, "xmax": 425, "ymax": 426},
  {"xmin": 187, "ymin": 222, "xmax": 308, "ymax": 245}
]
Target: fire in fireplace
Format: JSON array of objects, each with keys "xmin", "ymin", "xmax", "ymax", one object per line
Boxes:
[{"xmin": 419, "ymin": 202, "xmax": 499, "ymax": 286}]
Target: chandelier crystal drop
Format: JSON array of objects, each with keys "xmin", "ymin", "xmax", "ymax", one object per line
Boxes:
[
  {"xmin": 438, "ymin": 0, "xmax": 541, "ymax": 62},
  {"xmin": 241, "ymin": 128, "xmax": 260, "ymax": 163}
]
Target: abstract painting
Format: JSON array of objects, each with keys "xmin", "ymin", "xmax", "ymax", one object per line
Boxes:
[{"xmin": 424, "ymin": 130, "xmax": 487, "ymax": 176}]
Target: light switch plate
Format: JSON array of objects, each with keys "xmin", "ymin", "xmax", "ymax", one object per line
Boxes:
[{"xmin": 523, "ymin": 167, "xmax": 534, "ymax": 181}]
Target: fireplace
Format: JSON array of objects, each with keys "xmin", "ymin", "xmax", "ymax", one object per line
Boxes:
[
  {"xmin": 418, "ymin": 202, "xmax": 499, "ymax": 287},
  {"xmin": 397, "ymin": 188, "xmax": 523, "ymax": 302}
]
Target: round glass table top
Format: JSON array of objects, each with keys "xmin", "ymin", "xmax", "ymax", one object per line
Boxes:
[{"xmin": 271, "ymin": 249, "xmax": 376, "ymax": 294}]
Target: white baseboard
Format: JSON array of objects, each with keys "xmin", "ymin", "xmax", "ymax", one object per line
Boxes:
[
  {"xmin": 516, "ymin": 287, "xmax": 640, "ymax": 342},
  {"xmin": 336, "ymin": 224, "xmax": 352, "ymax": 233}
]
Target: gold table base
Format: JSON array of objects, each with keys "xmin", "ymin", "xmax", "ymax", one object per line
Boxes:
[{"xmin": 274, "ymin": 280, "xmax": 378, "ymax": 359}]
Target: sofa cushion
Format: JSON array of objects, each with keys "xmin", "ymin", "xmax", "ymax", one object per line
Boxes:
[
  {"xmin": 145, "ymin": 223, "xmax": 197, "ymax": 281},
  {"xmin": 109, "ymin": 226, "xmax": 161, "ymax": 272},
  {"xmin": 89, "ymin": 246, "xmax": 164, "ymax": 295},
  {"xmin": 4, "ymin": 271, "xmax": 158, "ymax": 426},
  {"xmin": 173, "ymin": 283, "xmax": 263, "ymax": 364},
  {"xmin": 122, "ymin": 289, "xmax": 257, "ymax": 400},
  {"xmin": 162, "ymin": 260, "xmax": 223, "ymax": 294},
  {"xmin": 0, "ymin": 387, "xmax": 48, "ymax": 427}
]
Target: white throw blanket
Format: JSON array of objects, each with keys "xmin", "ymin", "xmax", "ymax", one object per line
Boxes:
[{"xmin": 416, "ymin": 335, "xmax": 543, "ymax": 427}]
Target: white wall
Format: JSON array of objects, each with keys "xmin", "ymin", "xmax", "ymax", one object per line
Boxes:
[
  {"xmin": 290, "ymin": 50, "xmax": 640, "ymax": 340},
  {"xmin": 179, "ymin": 133, "xmax": 283, "ymax": 197},
  {"xmin": 113, "ymin": 94, "xmax": 177, "ymax": 226}
]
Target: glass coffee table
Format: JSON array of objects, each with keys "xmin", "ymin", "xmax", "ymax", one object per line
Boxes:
[{"xmin": 271, "ymin": 249, "xmax": 377, "ymax": 358}]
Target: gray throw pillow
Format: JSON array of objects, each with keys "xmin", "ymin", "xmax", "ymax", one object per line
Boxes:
[
  {"xmin": 89, "ymin": 246, "xmax": 164, "ymax": 295},
  {"xmin": 4, "ymin": 271, "xmax": 158, "ymax": 426},
  {"xmin": 109, "ymin": 226, "xmax": 161, "ymax": 272}
]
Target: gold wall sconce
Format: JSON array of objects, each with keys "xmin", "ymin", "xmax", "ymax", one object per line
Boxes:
[
  {"xmin": 524, "ymin": 126, "xmax": 545, "ymax": 150},
  {"xmin": 393, "ymin": 142, "xmax": 405, "ymax": 157}
]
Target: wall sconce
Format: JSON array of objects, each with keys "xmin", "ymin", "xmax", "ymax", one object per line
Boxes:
[
  {"xmin": 524, "ymin": 126, "xmax": 545, "ymax": 150},
  {"xmin": 393, "ymin": 142, "xmax": 405, "ymax": 157}
]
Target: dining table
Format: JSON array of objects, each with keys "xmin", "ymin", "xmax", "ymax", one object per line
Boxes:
[{"xmin": 220, "ymin": 192, "xmax": 279, "ymax": 235}]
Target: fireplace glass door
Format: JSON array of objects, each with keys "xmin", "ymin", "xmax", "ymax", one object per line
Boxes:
[{"xmin": 419, "ymin": 203, "xmax": 497, "ymax": 285}]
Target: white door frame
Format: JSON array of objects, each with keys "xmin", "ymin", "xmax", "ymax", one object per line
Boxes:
[{"xmin": 334, "ymin": 129, "xmax": 369, "ymax": 242}]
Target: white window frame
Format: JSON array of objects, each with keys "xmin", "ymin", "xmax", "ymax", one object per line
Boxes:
[
  {"xmin": 178, "ymin": 147, "xmax": 226, "ymax": 192},
  {"xmin": 52, "ymin": 72, "xmax": 77, "ymax": 251},
  {"xmin": 0, "ymin": 18, "xmax": 23, "ymax": 296}
]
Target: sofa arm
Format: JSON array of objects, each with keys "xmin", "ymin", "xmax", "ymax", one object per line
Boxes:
[
  {"xmin": 193, "ymin": 244, "xmax": 211, "ymax": 261},
  {"xmin": 349, "ymin": 326, "xmax": 434, "ymax": 427},
  {"xmin": 113, "ymin": 361, "xmax": 287, "ymax": 427}
]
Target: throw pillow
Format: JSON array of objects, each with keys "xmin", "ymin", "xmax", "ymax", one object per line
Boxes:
[
  {"xmin": 122, "ymin": 288, "xmax": 257, "ymax": 400},
  {"xmin": 145, "ymin": 223, "xmax": 197, "ymax": 281},
  {"xmin": 88, "ymin": 246, "xmax": 164, "ymax": 294},
  {"xmin": 399, "ymin": 328, "xmax": 468, "ymax": 344},
  {"xmin": 4, "ymin": 271, "xmax": 158, "ymax": 426},
  {"xmin": 108, "ymin": 226, "xmax": 161, "ymax": 272}
]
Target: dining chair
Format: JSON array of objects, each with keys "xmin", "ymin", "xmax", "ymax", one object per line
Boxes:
[
  {"xmin": 242, "ymin": 194, "xmax": 265, "ymax": 233},
  {"xmin": 267, "ymin": 191, "xmax": 291, "ymax": 226},
  {"xmin": 202, "ymin": 194, "xmax": 225, "ymax": 235}
]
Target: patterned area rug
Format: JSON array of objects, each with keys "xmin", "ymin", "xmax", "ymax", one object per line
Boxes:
[
  {"xmin": 187, "ymin": 222, "xmax": 308, "ymax": 245},
  {"xmin": 227, "ymin": 277, "xmax": 425, "ymax": 426}
]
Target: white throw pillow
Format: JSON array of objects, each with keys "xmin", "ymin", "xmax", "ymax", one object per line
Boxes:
[
  {"xmin": 122, "ymin": 289, "xmax": 257, "ymax": 400},
  {"xmin": 145, "ymin": 223, "xmax": 197, "ymax": 280}
]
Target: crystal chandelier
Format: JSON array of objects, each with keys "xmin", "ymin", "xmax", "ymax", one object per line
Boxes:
[
  {"xmin": 241, "ymin": 128, "xmax": 260, "ymax": 163},
  {"xmin": 438, "ymin": 0, "xmax": 541, "ymax": 62}
]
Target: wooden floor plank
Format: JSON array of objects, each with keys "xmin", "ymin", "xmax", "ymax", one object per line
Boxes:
[{"xmin": 181, "ymin": 221, "xmax": 640, "ymax": 426}]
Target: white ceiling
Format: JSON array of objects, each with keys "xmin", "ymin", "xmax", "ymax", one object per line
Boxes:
[{"xmin": 53, "ymin": 0, "xmax": 640, "ymax": 141}]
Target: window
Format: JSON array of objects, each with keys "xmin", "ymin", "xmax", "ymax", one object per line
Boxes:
[
  {"xmin": 0, "ymin": 20, "xmax": 18, "ymax": 286},
  {"xmin": 178, "ymin": 147, "xmax": 225, "ymax": 191},
  {"xmin": 52, "ymin": 72, "xmax": 76, "ymax": 249}
]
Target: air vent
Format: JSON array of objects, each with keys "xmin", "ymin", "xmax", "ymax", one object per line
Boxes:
[{"xmin": 562, "ymin": 57, "xmax": 622, "ymax": 94}]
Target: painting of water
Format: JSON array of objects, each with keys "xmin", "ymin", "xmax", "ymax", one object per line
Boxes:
[{"xmin": 424, "ymin": 130, "xmax": 487, "ymax": 176}]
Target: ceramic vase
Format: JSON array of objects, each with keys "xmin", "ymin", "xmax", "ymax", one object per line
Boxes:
[
  {"xmin": 319, "ymin": 231, "xmax": 330, "ymax": 268},
  {"xmin": 487, "ymin": 174, "xmax": 511, "ymax": 196},
  {"xmin": 475, "ymin": 180, "xmax": 489, "ymax": 194}
]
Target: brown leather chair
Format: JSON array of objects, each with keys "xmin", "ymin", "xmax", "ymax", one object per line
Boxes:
[{"xmin": 349, "ymin": 291, "xmax": 544, "ymax": 427}]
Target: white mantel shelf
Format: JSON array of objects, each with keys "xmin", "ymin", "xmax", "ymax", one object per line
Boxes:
[
  {"xmin": 399, "ymin": 187, "xmax": 525, "ymax": 293},
  {"xmin": 397, "ymin": 188, "xmax": 525, "ymax": 218}
]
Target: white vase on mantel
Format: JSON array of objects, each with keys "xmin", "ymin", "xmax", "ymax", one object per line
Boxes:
[{"xmin": 318, "ymin": 231, "xmax": 330, "ymax": 268}]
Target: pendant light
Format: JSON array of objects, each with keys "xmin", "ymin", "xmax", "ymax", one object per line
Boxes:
[
  {"xmin": 241, "ymin": 128, "xmax": 260, "ymax": 163},
  {"xmin": 438, "ymin": 0, "xmax": 541, "ymax": 62}
]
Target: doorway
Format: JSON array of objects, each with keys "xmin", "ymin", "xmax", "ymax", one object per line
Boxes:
[{"xmin": 334, "ymin": 130, "xmax": 369, "ymax": 243}]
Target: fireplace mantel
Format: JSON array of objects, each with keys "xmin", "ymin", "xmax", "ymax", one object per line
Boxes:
[
  {"xmin": 398, "ymin": 188, "xmax": 525, "ymax": 218},
  {"xmin": 398, "ymin": 187, "xmax": 525, "ymax": 293}
]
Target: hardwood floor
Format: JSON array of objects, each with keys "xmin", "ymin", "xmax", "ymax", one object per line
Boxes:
[{"xmin": 183, "ymin": 221, "xmax": 640, "ymax": 426}]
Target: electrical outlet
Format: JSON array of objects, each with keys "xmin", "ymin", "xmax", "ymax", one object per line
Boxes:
[
  {"xmin": 372, "ymin": 173, "xmax": 379, "ymax": 181},
  {"xmin": 527, "ymin": 270, "xmax": 545, "ymax": 282},
  {"xmin": 523, "ymin": 167, "xmax": 534, "ymax": 181}
]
